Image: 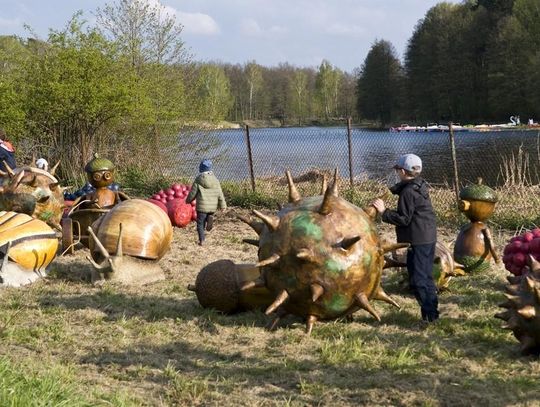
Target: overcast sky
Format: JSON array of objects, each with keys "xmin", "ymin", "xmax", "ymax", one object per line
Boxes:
[{"xmin": 0, "ymin": 0, "xmax": 458, "ymax": 72}]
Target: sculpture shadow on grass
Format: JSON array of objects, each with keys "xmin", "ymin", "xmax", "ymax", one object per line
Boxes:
[
  {"xmin": 37, "ymin": 290, "xmax": 273, "ymax": 332},
  {"xmin": 77, "ymin": 329, "xmax": 537, "ymax": 406}
]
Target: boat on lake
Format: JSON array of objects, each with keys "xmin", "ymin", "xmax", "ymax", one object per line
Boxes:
[
  {"xmin": 390, "ymin": 123, "xmax": 468, "ymax": 132},
  {"xmin": 428, "ymin": 124, "xmax": 468, "ymax": 132},
  {"xmin": 390, "ymin": 124, "xmax": 426, "ymax": 132},
  {"xmin": 470, "ymin": 116, "xmax": 540, "ymax": 131}
]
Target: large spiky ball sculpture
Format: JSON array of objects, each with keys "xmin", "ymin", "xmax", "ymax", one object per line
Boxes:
[
  {"xmin": 238, "ymin": 170, "xmax": 403, "ymax": 334},
  {"xmin": 496, "ymin": 255, "xmax": 540, "ymax": 355}
]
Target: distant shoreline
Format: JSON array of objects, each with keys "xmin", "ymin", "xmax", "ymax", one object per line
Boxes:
[
  {"xmin": 217, "ymin": 119, "xmax": 381, "ymax": 129},
  {"xmin": 178, "ymin": 119, "xmax": 540, "ymax": 131}
]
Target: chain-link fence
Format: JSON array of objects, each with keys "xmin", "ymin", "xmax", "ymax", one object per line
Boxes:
[{"xmin": 157, "ymin": 122, "xmax": 540, "ymax": 228}]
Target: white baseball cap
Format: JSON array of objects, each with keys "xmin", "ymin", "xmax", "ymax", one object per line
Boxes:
[
  {"xmin": 36, "ymin": 158, "xmax": 49, "ymax": 170},
  {"xmin": 393, "ymin": 154, "xmax": 422, "ymax": 172}
]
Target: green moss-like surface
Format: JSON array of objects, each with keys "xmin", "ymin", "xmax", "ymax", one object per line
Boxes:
[
  {"xmin": 291, "ymin": 211, "xmax": 322, "ymax": 241},
  {"xmin": 432, "ymin": 263, "xmax": 442, "ymax": 281},
  {"xmin": 84, "ymin": 155, "xmax": 115, "ymax": 173},
  {"xmin": 324, "ymin": 259, "xmax": 345, "ymax": 275},
  {"xmin": 459, "ymin": 184, "xmax": 497, "ymax": 203},
  {"xmin": 455, "ymin": 255, "xmax": 491, "ymax": 273},
  {"xmin": 325, "ymin": 293, "xmax": 350, "ymax": 314}
]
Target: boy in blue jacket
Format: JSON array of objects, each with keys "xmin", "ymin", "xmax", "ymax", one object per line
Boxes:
[{"xmin": 372, "ymin": 154, "xmax": 439, "ymax": 323}]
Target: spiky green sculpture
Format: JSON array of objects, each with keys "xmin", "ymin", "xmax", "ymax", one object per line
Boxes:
[
  {"xmin": 496, "ymin": 255, "xmax": 540, "ymax": 355},
  {"xmin": 238, "ymin": 170, "xmax": 404, "ymax": 334}
]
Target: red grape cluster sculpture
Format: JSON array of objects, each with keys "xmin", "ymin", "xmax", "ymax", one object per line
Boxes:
[
  {"xmin": 502, "ymin": 229, "xmax": 540, "ymax": 276},
  {"xmin": 147, "ymin": 183, "xmax": 196, "ymax": 227}
]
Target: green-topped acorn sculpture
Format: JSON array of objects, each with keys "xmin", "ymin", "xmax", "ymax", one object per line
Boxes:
[{"xmin": 454, "ymin": 178, "xmax": 500, "ymax": 272}]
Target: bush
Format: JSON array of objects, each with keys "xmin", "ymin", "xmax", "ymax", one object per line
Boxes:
[
  {"xmin": 222, "ymin": 181, "xmax": 280, "ymax": 209},
  {"xmin": 117, "ymin": 166, "xmax": 176, "ymax": 197}
]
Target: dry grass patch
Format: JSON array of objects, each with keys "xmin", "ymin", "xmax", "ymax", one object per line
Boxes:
[{"xmin": 0, "ymin": 209, "xmax": 539, "ymax": 406}]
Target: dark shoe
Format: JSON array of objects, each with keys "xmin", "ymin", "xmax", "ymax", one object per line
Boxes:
[
  {"xmin": 206, "ymin": 215, "xmax": 214, "ymax": 231},
  {"xmin": 198, "ymin": 241, "xmax": 204, "ymax": 246},
  {"xmin": 418, "ymin": 317, "xmax": 439, "ymax": 330},
  {"xmin": 426, "ymin": 314, "xmax": 439, "ymax": 323}
]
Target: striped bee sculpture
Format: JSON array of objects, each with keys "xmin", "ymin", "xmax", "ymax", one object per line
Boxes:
[{"xmin": 0, "ymin": 211, "xmax": 58, "ymax": 287}]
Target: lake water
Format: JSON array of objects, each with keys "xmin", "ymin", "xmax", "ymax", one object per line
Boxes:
[{"xmin": 178, "ymin": 127, "xmax": 540, "ymax": 187}]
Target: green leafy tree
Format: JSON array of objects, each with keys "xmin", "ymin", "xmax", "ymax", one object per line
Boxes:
[
  {"xmin": 0, "ymin": 36, "xmax": 28, "ymax": 139},
  {"xmin": 23, "ymin": 15, "xmax": 136, "ymax": 178},
  {"xmin": 96, "ymin": 0, "xmax": 191, "ymax": 175},
  {"xmin": 357, "ymin": 40, "xmax": 403, "ymax": 127},
  {"xmin": 404, "ymin": 1, "xmax": 519, "ymax": 123},
  {"xmin": 261, "ymin": 63, "xmax": 294, "ymax": 124},
  {"xmin": 339, "ymin": 71, "xmax": 357, "ymax": 119},
  {"xmin": 407, "ymin": 4, "xmax": 478, "ymax": 122},
  {"xmin": 245, "ymin": 61, "xmax": 263, "ymax": 120},
  {"xmin": 290, "ymin": 70, "xmax": 308, "ymax": 124},
  {"xmin": 315, "ymin": 60, "xmax": 341, "ymax": 121},
  {"xmin": 95, "ymin": 0, "xmax": 188, "ymax": 69},
  {"xmin": 196, "ymin": 64, "xmax": 233, "ymax": 121},
  {"xmin": 222, "ymin": 63, "xmax": 247, "ymax": 121}
]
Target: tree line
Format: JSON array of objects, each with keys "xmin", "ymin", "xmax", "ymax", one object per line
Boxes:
[
  {"xmin": 0, "ymin": 0, "xmax": 360, "ymax": 184},
  {"xmin": 358, "ymin": 0, "xmax": 540, "ymax": 127},
  {"xmin": 0, "ymin": 0, "xmax": 539, "ymax": 181}
]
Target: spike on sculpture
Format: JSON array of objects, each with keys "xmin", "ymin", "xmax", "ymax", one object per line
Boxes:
[
  {"xmin": 236, "ymin": 169, "xmax": 399, "ymax": 334},
  {"xmin": 496, "ymin": 255, "xmax": 540, "ymax": 355},
  {"xmin": 0, "ymin": 160, "xmax": 64, "ymax": 229}
]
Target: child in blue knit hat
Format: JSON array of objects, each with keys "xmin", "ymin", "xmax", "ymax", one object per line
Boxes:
[{"xmin": 186, "ymin": 159, "xmax": 227, "ymax": 246}]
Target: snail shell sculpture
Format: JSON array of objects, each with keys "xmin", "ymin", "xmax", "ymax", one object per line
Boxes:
[
  {"xmin": 0, "ymin": 161, "xmax": 64, "ymax": 230},
  {"xmin": 0, "ymin": 211, "xmax": 58, "ymax": 287},
  {"xmin": 237, "ymin": 170, "xmax": 403, "ymax": 334},
  {"xmin": 496, "ymin": 255, "xmax": 540, "ymax": 355},
  {"xmin": 87, "ymin": 199, "xmax": 173, "ymax": 285}
]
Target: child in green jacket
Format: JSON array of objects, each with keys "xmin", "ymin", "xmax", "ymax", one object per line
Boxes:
[{"xmin": 186, "ymin": 159, "xmax": 227, "ymax": 245}]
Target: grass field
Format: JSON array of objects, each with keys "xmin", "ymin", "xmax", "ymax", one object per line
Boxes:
[{"xmin": 0, "ymin": 209, "xmax": 539, "ymax": 406}]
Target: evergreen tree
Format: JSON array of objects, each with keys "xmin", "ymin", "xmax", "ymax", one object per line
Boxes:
[
  {"xmin": 488, "ymin": 0, "xmax": 540, "ymax": 120},
  {"xmin": 357, "ymin": 40, "xmax": 403, "ymax": 127}
]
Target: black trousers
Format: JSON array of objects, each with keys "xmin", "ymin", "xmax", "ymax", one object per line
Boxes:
[
  {"xmin": 406, "ymin": 243, "xmax": 439, "ymax": 321},
  {"xmin": 196, "ymin": 212, "xmax": 213, "ymax": 243}
]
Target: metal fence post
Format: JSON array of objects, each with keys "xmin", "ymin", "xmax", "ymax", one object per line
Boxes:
[
  {"xmin": 347, "ymin": 117, "xmax": 354, "ymax": 189},
  {"xmin": 448, "ymin": 122, "xmax": 460, "ymax": 202},
  {"xmin": 244, "ymin": 125, "xmax": 256, "ymax": 192}
]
